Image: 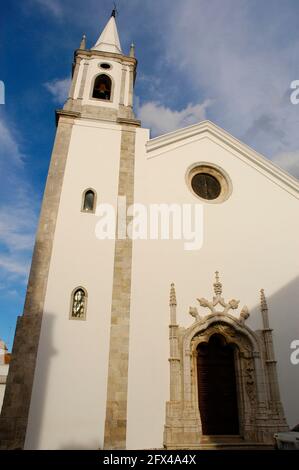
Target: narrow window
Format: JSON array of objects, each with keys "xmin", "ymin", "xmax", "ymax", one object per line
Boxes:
[
  {"xmin": 92, "ymin": 74, "xmax": 112, "ymax": 100},
  {"xmin": 70, "ymin": 288, "xmax": 87, "ymax": 320},
  {"xmin": 82, "ymin": 189, "xmax": 96, "ymax": 212}
]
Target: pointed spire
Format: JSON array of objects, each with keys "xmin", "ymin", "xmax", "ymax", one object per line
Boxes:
[
  {"xmin": 170, "ymin": 283, "xmax": 177, "ymax": 307},
  {"xmin": 92, "ymin": 14, "xmax": 122, "ymax": 54},
  {"xmin": 79, "ymin": 34, "xmax": 86, "ymax": 50},
  {"xmin": 260, "ymin": 289, "xmax": 268, "ymax": 311},
  {"xmin": 260, "ymin": 288, "xmax": 270, "ymax": 329},
  {"xmin": 213, "ymin": 271, "xmax": 222, "ymax": 296},
  {"xmin": 129, "ymin": 43, "xmax": 135, "ymax": 58}
]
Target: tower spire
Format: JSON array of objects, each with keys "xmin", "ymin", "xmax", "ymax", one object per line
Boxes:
[
  {"xmin": 260, "ymin": 288, "xmax": 269, "ymax": 329},
  {"xmin": 92, "ymin": 12, "xmax": 122, "ymax": 54},
  {"xmin": 169, "ymin": 283, "xmax": 177, "ymax": 307}
]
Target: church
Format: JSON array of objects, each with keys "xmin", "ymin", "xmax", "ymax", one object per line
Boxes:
[{"xmin": 0, "ymin": 11, "xmax": 298, "ymax": 450}]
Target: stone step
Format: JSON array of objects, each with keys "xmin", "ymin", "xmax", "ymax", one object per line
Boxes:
[{"xmin": 195, "ymin": 435, "xmax": 274, "ymax": 450}]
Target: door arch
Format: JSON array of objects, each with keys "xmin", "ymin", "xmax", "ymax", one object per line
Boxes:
[{"xmin": 196, "ymin": 333, "xmax": 239, "ymax": 435}]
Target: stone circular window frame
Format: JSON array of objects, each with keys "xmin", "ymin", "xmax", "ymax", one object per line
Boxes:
[{"xmin": 186, "ymin": 163, "xmax": 232, "ymax": 204}]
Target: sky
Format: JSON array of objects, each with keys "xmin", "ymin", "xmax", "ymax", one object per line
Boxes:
[{"xmin": 0, "ymin": 0, "xmax": 299, "ymax": 349}]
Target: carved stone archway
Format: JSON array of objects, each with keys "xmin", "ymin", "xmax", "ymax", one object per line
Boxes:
[{"xmin": 164, "ymin": 273, "xmax": 288, "ymax": 449}]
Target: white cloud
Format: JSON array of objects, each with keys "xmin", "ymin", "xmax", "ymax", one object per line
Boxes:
[
  {"xmin": 0, "ymin": 195, "xmax": 37, "ymax": 279},
  {"xmin": 272, "ymin": 151, "xmax": 299, "ymax": 179},
  {"xmin": 0, "ymin": 207, "xmax": 36, "ymax": 252},
  {"xmin": 31, "ymin": 0, "xmax": 64, "ymax": 18},
  {"xmin": 45, "ymin": 77, "xmax": 71, "ymax": 103},
  {"xmin": 137, "ymin": 100, "xmax": 211, "ymax": 136},
  {"xmin": 0, "ymin": 119, "xmax": 23, "ymax": 166},
  {"xmin": 162, "ymin": 0, "xmax": 299, "ymax": 172},
  {"xmin": 0, "ymin": 257, "xmax": 30, "ymax": 277},
  {"xmin": 0, "ymin": 118, "xmax": 38, "ymax": 281}
]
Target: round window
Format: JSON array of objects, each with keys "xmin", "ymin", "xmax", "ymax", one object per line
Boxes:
[
  {"xmin": 99, "ymin": 63, "xmax": 111, "ymax": 70},
  {"xmin": 191, "ymin": 173, "xmax": 221, "ymax": 200},
  {"xmin": 187, "ymin": 164, "xmax": 232, "ymax": 203}
]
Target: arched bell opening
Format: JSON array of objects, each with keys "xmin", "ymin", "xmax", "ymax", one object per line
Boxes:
[{"xmin": 92, "ymin": 74, "xmax": 112, "ymax": 101}]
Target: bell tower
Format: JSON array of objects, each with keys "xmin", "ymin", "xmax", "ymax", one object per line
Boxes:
[
  {"xmin": 64, "ymin": 9, "xmax": 137, "ymax": 122},
  {"xmin": 0, "ymin": 11, "xmax": 140, "ymax": 450}
]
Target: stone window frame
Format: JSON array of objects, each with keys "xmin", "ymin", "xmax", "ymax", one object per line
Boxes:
[
  {"xmin": 90, "ymin": 72, "xmax": 115, "ymax": 103},
  {"xmin": 81, "ymin": 188, "xmax": 97, "ymax": 214},
  {"xmin": 69, "ymin": 286, "xmax": 88, "ymax": 321},
  {"xmin": 186, "ymin": 162, "xmax": 232, "ymax": 204}
]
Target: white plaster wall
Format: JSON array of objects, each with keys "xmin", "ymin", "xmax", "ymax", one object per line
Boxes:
[
  {"xmin": 127, "ymin": 129, "xmax": 299, "ymax": 449},
  {"xmin": 0, "ymin": 364, "xmax": 9, "ymax": 414},
  {"xmin": 25, "ymin": 119, "xmax": 122, "ymax": 450}
]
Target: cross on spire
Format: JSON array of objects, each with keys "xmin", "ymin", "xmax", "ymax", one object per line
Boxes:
[
  {"xmin": 92, "ymin": 6, "xmax": 122, "ymax": 54},
  {"xmin": 111, "ymin": 3, "xmax": 118, "ymax": 17}
]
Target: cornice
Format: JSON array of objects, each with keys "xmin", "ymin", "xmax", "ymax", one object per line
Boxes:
[
  {"xmin": 146, "ymin": 120, "xmax": 299, "ymax": 198},
  {"xmin": 75, "ymin": 48, "xmax": 137, "ymax": 67}
]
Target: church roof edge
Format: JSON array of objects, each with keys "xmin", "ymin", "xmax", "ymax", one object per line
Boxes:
[{"xmin": 146, "ymin": 120, "xmax": 299, "ymax": 198}]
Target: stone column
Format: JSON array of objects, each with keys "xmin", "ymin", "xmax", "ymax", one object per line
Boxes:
[
  {"xmin": 67, "ymin": 56, "xmax": 82, "ymax": 103},
  {"xmin": 168, "ymin": 284, "xmax": 181, "ymax": 402},
  {"xmin": 103, "ymin": 122, "xmax": 139, "ymax": 450},
  {"xmin": 260, "ymin": 289, "xmax": 285, "ymax": 414},
  {"xmin": 119, "ymin": 66, "xmax": 127, "ymax": 106},
  {"xmin": 128, "ymin": 65, "xmax": 134, "ymax": 109},
  {"xmin": 77, "ymin": 60, "xmax": 89, "ymax": 101}
]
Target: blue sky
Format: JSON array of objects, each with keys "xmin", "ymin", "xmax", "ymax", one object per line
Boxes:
[{"xmin": 1, "ymin": 0, "xmax": 299, "ymax": 349}]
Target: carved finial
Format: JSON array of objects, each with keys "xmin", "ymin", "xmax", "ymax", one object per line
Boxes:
[
  {"xmin": 260, "ymin": 289, "xmax": 268, "ymax": 311},
  {"xmin": 240, "ymin": 305, "xmax": 250, "ymax": 323},
  {"xmin": 170, "ymin": 283, "xmax": 177, "ymax": 307},
  {"xmin": 213, "ymin": 271, "xmax": 222, "ymax": 296},
  {"xmin": 79, "ymin": 34, "xmax": 86, "ymax": 50},
  {"xmin": 189, "ymin": 307, "xmax": 200, "ymax": 322},
  {"xmin": 129, "ymin": 42, "xmax": 135, "ymax": 58}
]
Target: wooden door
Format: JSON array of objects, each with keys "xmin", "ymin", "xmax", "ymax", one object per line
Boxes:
[{"xmin": 197, "ymin": 334, "xmax": 239, "ymax": 435}]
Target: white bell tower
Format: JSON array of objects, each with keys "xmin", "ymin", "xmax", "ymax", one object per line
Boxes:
[
  {"xmin": 64, "ymin": 9, "xmax": 137, "ymax": 122},
  {"xmin": 0, "ymin": 10, "xmax": 140, "ymax": 450}
]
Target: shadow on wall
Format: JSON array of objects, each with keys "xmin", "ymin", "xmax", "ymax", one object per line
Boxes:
[
  {"xmin": 249, "ymin": 275, "xmax": 299, "ymax": 428},
  {"xmin": 24, "ymin": 313, "xmax": 102, "ymax": 450},
  {"xmin": 24, "ymin": 313, "xmax": 56, "ymax": 449},
  {"xmin": 19, "ymin": 276, "xmax": 299, "ymax": 448}
]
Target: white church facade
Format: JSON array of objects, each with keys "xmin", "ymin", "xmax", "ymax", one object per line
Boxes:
[
  {"xmin": 0, "ymin": 340, "xmax": 10, "ymax": 415},
  {"xmin": 0, "ymin": 12, "xmax": 298, "ymax": 450}
]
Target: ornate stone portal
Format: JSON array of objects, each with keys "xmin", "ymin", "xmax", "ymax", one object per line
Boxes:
[{"xmin": 164, "ymin": 273, "xmax": 288, "ymax": 449}]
